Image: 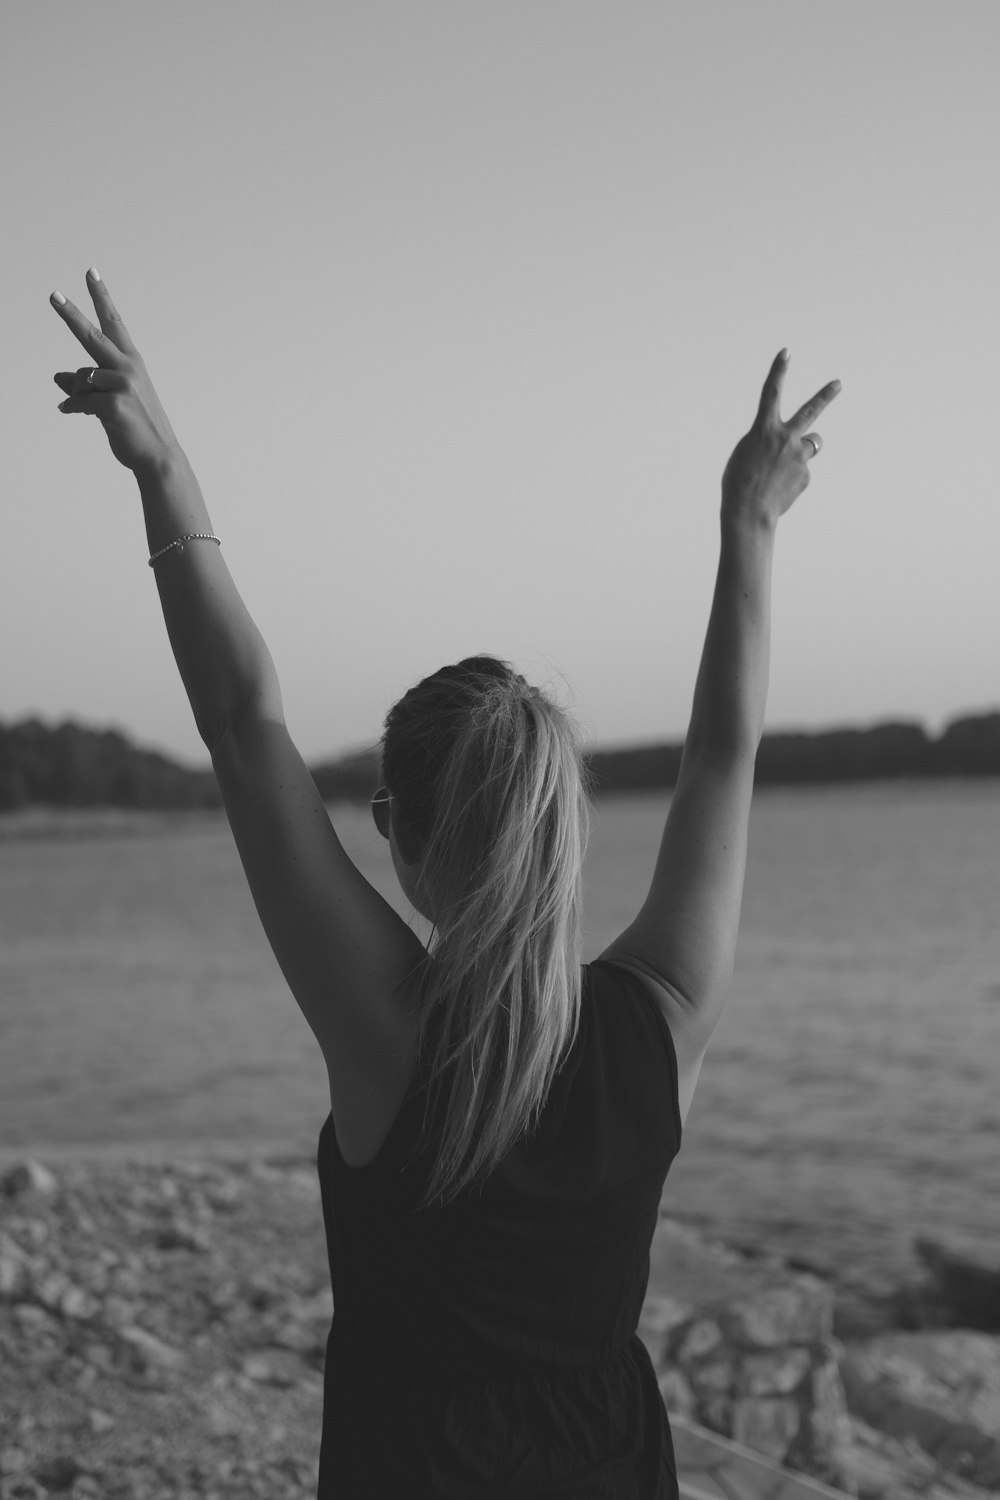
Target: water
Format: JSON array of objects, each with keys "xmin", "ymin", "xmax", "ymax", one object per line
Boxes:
[{"xmin": 1, "ymin": 784, "xmax": 998, "ymax": 1290}]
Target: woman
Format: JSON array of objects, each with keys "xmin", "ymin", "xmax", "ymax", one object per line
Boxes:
[{"xmin": 51, "ymin": 270, "xmax": 840, "ymax": 1499}]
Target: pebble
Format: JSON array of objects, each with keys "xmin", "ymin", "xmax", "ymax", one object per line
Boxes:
[
  {"xmin": 241, "ymin": 1347, "xmax": 307, "ymax": 1387},
  {"xmin": 33, "ymin": 1455, "xmax": 82, "ymax": 1490},
  {"xmin": 152, "ymin": 1217, "xmax": 212, "ymax": 1252},
  {"xmin": 0, "ymin": 1446, "xmax": 28, "ymax": 1475},
  {"xmin": 61, "ymin": 1284, "xmax": 101, "ymax": 1320},
  {"xmin": 12, "ymin": 1304, "xmax": 55, "ymax": 1338},
  {"xmin": 1, "ymin": 1160, "xmax": 59, "ymax": 1199},
  {"xmin": 0, "ymin": 1249, "xmax": 29, "ymax": 1301},
  {"xmin": 204, "ymin": 1173, "xmax": 242, "ymax": 1212},
  {"xmin": 118, "ymin": 1323, "xmax": 187, "ymax": 1371}
]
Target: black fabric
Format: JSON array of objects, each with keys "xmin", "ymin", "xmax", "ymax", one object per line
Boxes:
[{"xmin": 316, "ymin": 958, "xmax": 683, "ymax": 1499}]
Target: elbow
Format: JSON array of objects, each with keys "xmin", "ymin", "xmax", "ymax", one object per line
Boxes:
[
  {"xmin": 201, "ymin": 680, "xmax": 285, "ymax": 760},
  {"xmin": 682, "ymin": 725, "xmax": 761, "ymax": 774}
]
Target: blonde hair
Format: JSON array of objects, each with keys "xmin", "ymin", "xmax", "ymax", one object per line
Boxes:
[{"xmin": 381, "ymin": 656, "xmax": 590, "ymax": 1210}]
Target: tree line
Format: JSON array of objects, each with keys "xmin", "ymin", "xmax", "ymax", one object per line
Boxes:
[{"xmin": 1, "ymin": 710, "xmax": 998, "ymax": 814}]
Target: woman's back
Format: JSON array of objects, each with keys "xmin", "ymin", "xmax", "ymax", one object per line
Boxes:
[{"xmin": 316, "ymin": 959, "xmax": 683, "ymax": 1498}]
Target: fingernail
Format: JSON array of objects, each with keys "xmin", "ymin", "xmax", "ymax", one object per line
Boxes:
[
  {"xmin": 51, "ymin": 290, "xmax": 67, "ymax": 305},
  {"xmin": 780, "ymin": 347, "xmax": 789, "ymax": 361},
  {"xmin": 58, "ymin": 400, "xmax": 69, "ymax": 412},
  {"xmin": 87, "ymin": 266, "xmax": 101, "ymax": 282}
]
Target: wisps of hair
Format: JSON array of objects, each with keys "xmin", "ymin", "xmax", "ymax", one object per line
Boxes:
[{"xmin": 381, "ymin": 656, "xmax": 590, "ymax": 1211}]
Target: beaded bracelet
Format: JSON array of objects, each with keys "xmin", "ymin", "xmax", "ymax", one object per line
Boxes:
[{"xmin": 148, "ymin": 533, "xmax": 222, "ymax": 568}]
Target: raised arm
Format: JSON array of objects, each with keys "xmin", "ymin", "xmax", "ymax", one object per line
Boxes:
[
  {"xmin": 599, "ymin": 351, "xmax": 841, "ymax": 1120},
  {"xmin": 50, "ymin": 272, "xmax": 426, "ymax": 1118},
  {"xmin": 52, "ymin": 272, "xmax": 279, "ymax": 750}
]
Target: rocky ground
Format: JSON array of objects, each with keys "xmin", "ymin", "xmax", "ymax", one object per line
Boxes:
[
  {"xmin": 0, "ymin": 1155, "xmax": 328, "ymax": 1499},
  {"xmin": 0, "ymin": 1153, "xmax": 997, "ymax": 1500}
]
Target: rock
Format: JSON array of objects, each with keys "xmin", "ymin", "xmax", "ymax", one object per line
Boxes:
[
  {"xmin": 268, "ymin": 1286, "xmax": 334, "ymax": 1356},
  {"xmin": 740, "ymin": 1346, "xmax": 812, "ymax": 1396},
  {"xmin": 157, "ymin": 1172, "xmax": 180, "ymax": 1201},
  {"xmin": 722, "ymin": 1280, "xmax": 835, "ymax": 1348},
  {"xmin": 33, "ymin": 1273, "xmax": 99, "ymax": 1321},
  {"xmin": 32, "ymin": 1453, "xmax": 81, "ymax": 1490},
  {"xmin": 1, "ymin": 1161, "xmax": 59, "ymax": 1199},
  {"xmin": 81, "ymin": 1343, "xmax": 115, "ymax": 1375},
  {"xmin": 66, "ymin": 1478, "xmax": 101, "ymax": 1499},
  {"xmin": 106, "ymin": 1260, "xmax": 143, "ymax": 1297},
  {"xmin": 791, "ymin": 1350, "xmax": 856, "ymax": 1494},
  {"xmin": 689, "ymin": 1355, "xmax": 735, "ymax": 1396},
  {"xmin": 240, "ymin": 1348, "xmax": 309, "ymax": 1388},
  {"xmin": 699, "ymin": 1394, "xmax": 734, "ymax": 1432},
  {"xmin": 203, "ymin": 1276, "xmax": 240, "ymax": 1321},
  {"xmin": 657, "ymin": 1367, "xmax": 695, "ymax": 1417},
  {"xmin": 12, "ymin": 1304, "xmax": 58, "ymax": 1340},
  {"xmin": 915, "ymin": 1235, "xmax": 1000, "ymax": 1331},
  {"xmin": 203, "ymin": 1173, "xmax": 242, "ymax": 1212},
  {"xmin": 5, "ymin": 1480, "xmax": 46, "ymax": 1500},
  {"xmin": 642, "ymin": 1217, "xmax": 852, "ymax": 1486},
  {"xmin": 270, "ymin": 1317, "xmax": 326, "ymax": 1356},
  {"xmin": 118, "ymin": 1324, "xmax": 186, "ymax": 1373},
  {"xmin": 17, "ymin": 1217, "xmax": 50, "ymax": 1248},
  {"xmin": 59, "ymin": 1285, "xmax": 100, "ymax": 1321},
  {"xmin": 804, "ymin": 1347, "xmax": 854, "ymax": 1445},
  {"xmin": 0, "ymin": 1248, "xmax": 30, "ymax": 1301},
  {"xmin": 0, "ymin": 1446, "xmax": 28, "ymax": 1476},
  {"xmin": 676, "ymin": 1318, "xmax": 722, "ymax": 1363},
  {"xmin": 847, "ymin": 1417, "xmax": 973, "ymax": 1500},
  {"xmin": 731, "ymin": 1394, "xmax": 801, "ymax": 1457},
  {"xmin": 840, "ymin": 1330, "xmax": 1000, "ymax": 1490},
  {"xmin": 284, "ymin": 1165, "xmax": 320, "ymax": 1199},
  {"xmin": 636, "ymin": 1293, "xmax": 692, "ymax": 1364},
  {"xmin": 32, "ymin": 1272, "xmax": 70, "ymax": 1312},
  {"xmin": 205, "ymin": 1397, "xmax": 243, "ymax": 1439},
  {"xmin": 100, "ymin": 1294, "xmax": 138, "ymax": 1328},
  {"xmin": 243, "ymin": 1272, "xmax": 285, "ymax": 1312},
  {"xmin": 152, "ymin": 1217, "xmax": 212, "ymax": 1253},
  {"xmin": 68, "ymin": 1206, "xmax": 97, "ymax": 1238}
]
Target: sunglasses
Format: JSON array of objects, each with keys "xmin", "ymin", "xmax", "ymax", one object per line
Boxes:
[{"xmin": 370, "ymin": 786, "xmax": 394, "ymax": 839}]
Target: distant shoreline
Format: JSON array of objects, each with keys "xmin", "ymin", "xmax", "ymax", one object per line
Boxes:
[
  {"xmin": 0, "ymin": 804, "xmax": 229, "ymax": 841},
  {"xmin": 0, "ymin": 774, "xmax": 996, "ymax": 844},
  {"xmin": 2, "ymin": 709, "xmax": 999, "ymax": 813}
]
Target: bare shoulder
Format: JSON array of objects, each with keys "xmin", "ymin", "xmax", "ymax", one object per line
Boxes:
[{"xmin": 594, "ymin": 950, "xmax": 713, "ymax": 1127}]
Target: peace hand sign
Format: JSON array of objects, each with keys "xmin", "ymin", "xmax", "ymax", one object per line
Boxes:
[
  {"xmin": 51, "ymin": 269, "xmax": 181, "ymax": 475},
  {"xmin": 722, "ymin": 350, "xmax": 841, "ymax": 526}
]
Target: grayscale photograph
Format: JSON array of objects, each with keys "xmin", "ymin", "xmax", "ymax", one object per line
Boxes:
[{"xmin": 1, "ymin": 4, "xmax": 998, "ymax": 1498}]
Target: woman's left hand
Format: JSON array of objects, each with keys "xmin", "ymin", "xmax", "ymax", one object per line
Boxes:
[{"xmin": 51, "ymin": 269, "xmax": 182, "ymax": 476}]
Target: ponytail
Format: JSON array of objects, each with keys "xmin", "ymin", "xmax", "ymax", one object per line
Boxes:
[{"xmin": 381, "ymin": 656, "xmax": 590, "ymax": 1209}]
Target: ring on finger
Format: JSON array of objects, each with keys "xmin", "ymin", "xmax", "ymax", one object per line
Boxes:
[
  {"xmin": 86, "ymin": 368, "xmax": 97, "ymax": 388},
  {"xmin": 803, "ymin": 434, "xmax": 822, "ymax": 459}
]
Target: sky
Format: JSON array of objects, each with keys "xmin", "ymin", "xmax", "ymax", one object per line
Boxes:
[{"xmin": 3, "ymin": 2, "xmax": 999, "ymax": 766}]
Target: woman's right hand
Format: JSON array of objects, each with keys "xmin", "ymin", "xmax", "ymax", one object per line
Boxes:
[
  {"xmin": 722, "ymin": 350, "xmax": 841, "ymax": 527},
  {"xmin": 51, "ymin": 269, "xmax": 183, "ymax": 477}
]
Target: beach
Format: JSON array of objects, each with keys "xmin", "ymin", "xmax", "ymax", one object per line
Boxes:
[
  {"xmin": 3, "ymin": 1148, "xmax": 1000, "ymax": 1500},
  {"xmin": 0, "ymin": 1151, "xmax": 326, "ymax": 1499}
]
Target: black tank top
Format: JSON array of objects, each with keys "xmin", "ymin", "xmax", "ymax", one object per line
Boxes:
[{"xmin": 316, "ymin": 958, "xmax": 683, "ymax": 1498}]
